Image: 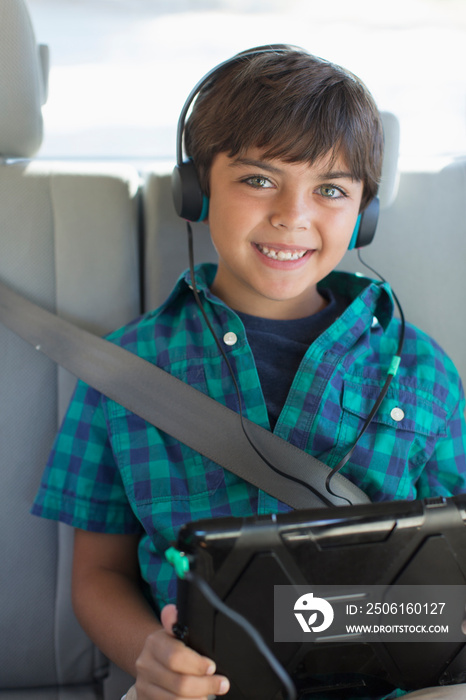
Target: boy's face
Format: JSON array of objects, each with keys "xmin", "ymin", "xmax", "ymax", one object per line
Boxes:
[{"xmin": 207, "ymin": 148, "xmax": 364, "ymax": 320}]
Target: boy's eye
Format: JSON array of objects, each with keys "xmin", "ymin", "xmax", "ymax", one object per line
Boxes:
[
  {"xmin": 318, "ymin": 184, "xmax": 346, "ymax": 199},
  {"xmin": 243, "ymin": 175, "xmax": 274, "ymax": 189}
]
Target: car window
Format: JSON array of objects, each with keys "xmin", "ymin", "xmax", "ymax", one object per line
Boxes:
[{"xmin": 28, "ymin": 0, "xmax": 466, "ymax": 163}]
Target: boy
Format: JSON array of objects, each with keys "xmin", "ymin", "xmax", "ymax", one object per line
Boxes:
[{"xmin": 32, "ymin": 46, "xmax": 466, "ymax": 699}]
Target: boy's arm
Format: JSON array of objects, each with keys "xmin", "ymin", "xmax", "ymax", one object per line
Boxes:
[{"xmin": 72, "ymin": 529, "xmax": 229, "ymax": 699}]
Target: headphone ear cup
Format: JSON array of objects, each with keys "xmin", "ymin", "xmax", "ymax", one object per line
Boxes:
[
  {"xmin": 172, "ymin": 159, "xmax": 209, "ymax": 222},
  {"xmin": 348, "ymin": 197, "xmax": 380, "ymax": 250}
]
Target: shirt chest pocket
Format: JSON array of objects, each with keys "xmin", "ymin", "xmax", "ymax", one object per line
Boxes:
[
  {"xmin": 107, "ymin": 407, "xmax": 226, "ymax": 501},
  {"xmin": 339, "ymin": 379, "xmax": 448, "ymax": 472}
]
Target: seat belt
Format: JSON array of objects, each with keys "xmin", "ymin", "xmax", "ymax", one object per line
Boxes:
[{"xmin": 0, "ymin": 280, "xmax": 370, "ymax": 509}]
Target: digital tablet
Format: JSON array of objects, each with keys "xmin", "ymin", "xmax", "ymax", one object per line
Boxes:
[{"xmin": 172, "ymin": 495, "xmax": 466, "ymax": 700}]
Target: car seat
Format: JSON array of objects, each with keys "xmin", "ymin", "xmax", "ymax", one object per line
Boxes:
[{"xmin": 0, "ymin": 1, "xmax": 141, "ymax": 697}]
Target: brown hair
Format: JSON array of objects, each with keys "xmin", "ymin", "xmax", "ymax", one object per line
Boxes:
[{"xmin": 184, "ymin": 46, "xmax": 383, "ymax": 211}]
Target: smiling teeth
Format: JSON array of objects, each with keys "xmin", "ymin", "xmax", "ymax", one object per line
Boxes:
[{"xmin": 258, "ymin": 245, "xmax": 307, "ymax": 261}]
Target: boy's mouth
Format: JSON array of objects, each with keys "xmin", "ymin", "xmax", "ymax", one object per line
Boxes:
[{"xmin": 255, "ymin": 243, "xmax": 310, "ymax": 261}]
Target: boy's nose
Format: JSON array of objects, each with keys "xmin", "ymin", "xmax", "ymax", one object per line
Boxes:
[{"xmin": 269, "ymin": 190, "xmax": 312, "ymax": 231}]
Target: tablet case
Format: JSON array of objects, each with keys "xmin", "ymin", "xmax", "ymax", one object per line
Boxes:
[{"xmin": 174, "ymin": 495, "xmax": 466, "ymax": 700}]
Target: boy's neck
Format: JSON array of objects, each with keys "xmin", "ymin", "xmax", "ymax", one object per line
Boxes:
[{"xmin": 210, "ymin": 276, "xmax": 328, "ymax": 320}]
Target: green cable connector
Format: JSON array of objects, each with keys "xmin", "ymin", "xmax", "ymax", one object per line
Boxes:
[
  {"xmin": 388, "ymin": 355, "xmax": 401, "ymax": 377},
  {"xmin": 165, "ymin": 546, "xmax": 190, "ymax": 579}
]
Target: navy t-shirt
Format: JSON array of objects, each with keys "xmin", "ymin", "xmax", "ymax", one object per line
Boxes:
[{"xmin": 236, "ymin": 290, "xmax": 348, "ymax": 429}]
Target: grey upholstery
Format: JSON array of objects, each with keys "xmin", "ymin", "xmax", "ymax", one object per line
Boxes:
[
  {"xmin": 0, "ymin": 167, "xmax": 142, "ymax": 696},
  {"xmin": 338, "ymin": 159, "xmax": 466, "ymax": 388},
  {"xmin": 142, "ymin": 165, "xmax": 217, "ymax": 310},
  {"xmin": 0, "ymin": 0, "xmax": 48, "ymax": 157},
  {"xmin": 0, "ymin": 690, "xmax": 102, "ymax": 700},
  {"xmin": 0, "ymin": 162, "xmax": 141, "ymax": 700},
  {"xmin": 0, "ymin": 1, "xmax": 140, "ymax": 697}
]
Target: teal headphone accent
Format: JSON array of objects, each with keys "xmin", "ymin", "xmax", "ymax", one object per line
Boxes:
[
  {"xmin": 349, "ymin": 197, "xmax": 380, "ymax": 249},
  {"xmin": 349, "ymin": 214, "xmax": 362, "ymax": 251},
  {"xmin": 198, "ymin": 195, "xmax": 209, "ymax": 222}
]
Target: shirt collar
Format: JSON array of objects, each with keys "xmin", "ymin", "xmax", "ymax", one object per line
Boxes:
[
  {"xmin": 159, "ymin": 263, "xmax": 216, "ymax": 310},
  {"xmin": 166, "ymin": 263, "xmax": 395, "ymax": 331},
  {"xmin": 319, "ymin": 270, "xmax": 395, "ymax": 331}
]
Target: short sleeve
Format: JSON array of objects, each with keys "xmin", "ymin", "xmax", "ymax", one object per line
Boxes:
[{"xmin": 31, "ymin": 379, "xmax": 143, "ymax": 534}]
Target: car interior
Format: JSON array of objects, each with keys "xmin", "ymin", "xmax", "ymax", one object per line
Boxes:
[{"xmin": 1, "ymin": 0, "xmax": 465, "ymax": 698}]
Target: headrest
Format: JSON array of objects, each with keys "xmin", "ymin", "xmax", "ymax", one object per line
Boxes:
[
  {"xmin": 378, "ymin": 111, "xmax": 400, "ymax": 208},
  {"xmin": 0, "ymin": 0, "xmax": 49, "ymax": 158}
]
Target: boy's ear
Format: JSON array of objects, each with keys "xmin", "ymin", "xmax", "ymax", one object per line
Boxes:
[
  {"xmin": 348, "ymin": 197, "xmax": 380, "ymax": 250},
  {"xmin": 172, "ymin": 159, "xmax": 209, "ymax": 222}
]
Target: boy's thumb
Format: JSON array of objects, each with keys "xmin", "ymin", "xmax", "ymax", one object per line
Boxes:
[{"xmin": 160, "ymin": 603, "xmax": 178, "ymax": 635}]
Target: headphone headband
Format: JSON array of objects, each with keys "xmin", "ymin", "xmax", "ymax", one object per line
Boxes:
[{"xmin": 175, "ymin": 45, "xmax": 298, "ymax": 167}]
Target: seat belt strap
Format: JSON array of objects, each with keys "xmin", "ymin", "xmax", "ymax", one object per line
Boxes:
[{"xmin": 0, "ymin": 280, "xmax": 370, "ymax": 509}]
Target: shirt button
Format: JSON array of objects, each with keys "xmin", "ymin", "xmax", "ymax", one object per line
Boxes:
[
  {"xmin": 390, "ymin": 407, "xmax": 405, "ymax": 422},
  {"xmin": 223, "ymin": 331, "xmax": 238, "ymax": 346}
]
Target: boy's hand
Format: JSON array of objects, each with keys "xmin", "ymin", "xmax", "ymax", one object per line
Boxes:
[{"xmin": 134, "ymin": 604, "xmax": 230, "ymax": 699}]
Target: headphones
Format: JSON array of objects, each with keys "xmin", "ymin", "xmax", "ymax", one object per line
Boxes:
[
  {"xmin": 172, "ymin": 45, "xmax": 379, "ymax": 249},
  {"xmin": 171, "ymin": 47, "xmax": 403, "ymax": 505}
]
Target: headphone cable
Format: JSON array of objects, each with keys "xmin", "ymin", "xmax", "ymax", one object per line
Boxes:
[
  {"xmin": 183, "ymin": 569, "xmax": 297, "ymax": 700},
  {"xmin": 187, "ymin": 222, "xmax": 336, "ymax": 506},
  {"xmin": 187, "ymin": 223, "xmax": 405, "ymax": 505},
  {"xmin": 324, "ymin": 250, "xmax": 406, "ymax": 497}
]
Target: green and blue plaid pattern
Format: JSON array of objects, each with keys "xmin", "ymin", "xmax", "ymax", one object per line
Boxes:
[{"xmin": 32, "ymin": 265, "xmax": 466, "ymax": 617}]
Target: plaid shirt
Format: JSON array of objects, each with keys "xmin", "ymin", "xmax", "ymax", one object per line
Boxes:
[{"xmin": 32, "ymin": 264, "xmax": 466, "ymax": 617}]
